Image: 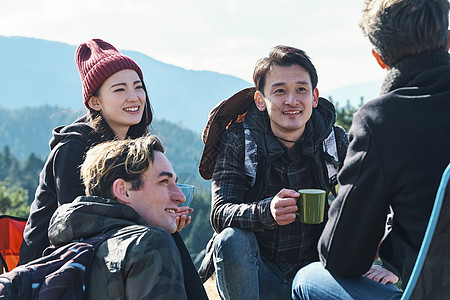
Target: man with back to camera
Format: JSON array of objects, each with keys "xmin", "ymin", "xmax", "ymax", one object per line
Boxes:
[
  {"xmin": 292, "ymin": 0, "xmax": 450, "ymax": 299},
  {"xmin": 198, "ymin": 46, "xmax": 349, "ymax": 299},
  {"xmin": 47, "ymin": 135, "xmax": 207, "ymax": 299}
]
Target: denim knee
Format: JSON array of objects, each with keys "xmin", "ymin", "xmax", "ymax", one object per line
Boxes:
[
  {"xmin": 292, "ymin": 262, "xmax": 327, "ymax": 299},
  {"xmin": 213, "ymin": 227, "xmax": 259, "ymax": 263},
  {"xmin": 292, "ymin": 262, "xmax": 403, "ymax": 300}
]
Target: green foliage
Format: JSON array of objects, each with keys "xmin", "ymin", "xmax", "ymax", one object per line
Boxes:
[
  {"xmin": 329, "ymin": 96, "xmax": 363, "ymax": 132},
  {"xmin": 0, "ymin": 178, "xmax": 30, "ymax": 217},
  {"xmin": 0, "ymin": 146, "xmax": 44, "ymax": 204}
]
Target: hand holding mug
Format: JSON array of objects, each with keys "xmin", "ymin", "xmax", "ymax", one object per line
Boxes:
[{"xmin": 270, "ymin": 189, "xmax": 300, "ymax": 226}]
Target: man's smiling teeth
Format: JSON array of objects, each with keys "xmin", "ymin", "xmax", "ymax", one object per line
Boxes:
[
  {"xmin": 124, "ymin": 107, "xmax": 139, "ymax": 112},
  {"xmin": 283, "ymin": 111, "xmax": 300, "ymax": 114},
  {"xmin": 166, "ymin": 209, "xmax": 176, "ymax": 213}
]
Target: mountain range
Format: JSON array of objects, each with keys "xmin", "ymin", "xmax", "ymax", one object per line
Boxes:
[
  {"xmin": 0, "ymin": 36, "xmax": 250, "ymax": 134},
  {"xmin": 0, "ymin": 36, "xmax": 382, "ymax": 134}
]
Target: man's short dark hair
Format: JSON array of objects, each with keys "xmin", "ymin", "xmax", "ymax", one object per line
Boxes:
[
  {"xmin": 253, "ymin": 46, "xmax": 318, "ymax": 95},
  {"xmin": 80, "ymin": 135, "xmax": 165, "ymax": 199},
  {"xmin": 360, "ymin": 0, "xmax": 450, "ymax": 67}
]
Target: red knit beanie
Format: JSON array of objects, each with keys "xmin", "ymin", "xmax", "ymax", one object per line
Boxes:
[{"xmin": 75, "ymin": 39, "xmax": 143, "ymax": 108}]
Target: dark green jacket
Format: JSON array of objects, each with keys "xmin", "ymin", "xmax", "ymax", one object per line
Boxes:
[{"xmin": 49, "ymin": 196, "xmax": 188, "ymax": 300}]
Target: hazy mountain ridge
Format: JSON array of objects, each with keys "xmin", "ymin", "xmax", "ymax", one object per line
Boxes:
[
  {"xmin": 0, "ymin": 35, "xmax": 381, "ymax": 133},
  {"xmin": 0, "ymin": 36, "xmax": 251, "ymax": 134}
]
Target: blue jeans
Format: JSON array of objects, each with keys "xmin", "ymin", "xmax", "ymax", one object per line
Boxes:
[
  {"xmin": 292, "ymin": 262, "xmax": 403, "ymax": 300},
  {"xmin": 213, "ymin": 227, "xmax": 292, "ymax": 300}
]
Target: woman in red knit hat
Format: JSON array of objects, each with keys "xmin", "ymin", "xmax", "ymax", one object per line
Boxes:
[{"xmin": 18, "ymin": 39, "xmax": 192, "ymax": 264}]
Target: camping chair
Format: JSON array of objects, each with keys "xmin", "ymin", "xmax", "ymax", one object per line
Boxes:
[
  {"xmin": 0, "ymin": 215, "xmax": 27, "ymax": 274},
  {"xmin": 401, "ymin": 163, "xmax": 450, "ymax": 300}
]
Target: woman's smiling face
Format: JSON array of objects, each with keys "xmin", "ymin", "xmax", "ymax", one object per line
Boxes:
[{"xmin": 88, "ymin": 69, "xmax": 146, "ymax": 139}]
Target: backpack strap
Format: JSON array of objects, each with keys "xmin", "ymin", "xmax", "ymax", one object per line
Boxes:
[
  {"xmin": 322, "ymin": 127, "xmax": 342, "ymax": 197},
  {"xmin": 43, "ymin": 227, "xmax": 119, "ymax": 257},
  {"xmin": 242, "ymin": 121, "xmax": 258, "ymax": 188},
  {"xmin": 80, "ymin": 229, "xmax": 118, "ymax": 250}
]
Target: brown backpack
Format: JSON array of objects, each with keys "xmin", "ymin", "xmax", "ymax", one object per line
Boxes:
[{"xmin": 199, "ymin": 87, "xmax": 256, "ymax": 180}]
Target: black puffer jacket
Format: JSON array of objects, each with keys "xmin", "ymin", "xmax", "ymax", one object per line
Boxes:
[{"xmin": 19, "ymin": 119, "xmax": 101, "ymax": 264}]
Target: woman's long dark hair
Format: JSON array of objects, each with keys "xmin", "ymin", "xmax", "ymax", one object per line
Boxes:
[{"xmin": 88, "ymin": 81, "xmax": 153, "ymax": 141}]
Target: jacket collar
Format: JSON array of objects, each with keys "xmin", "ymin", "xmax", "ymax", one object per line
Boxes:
[
  {"xmin": 48, "ymin": 196, "xmax": 146, "ymax": 246},
  {"xmin": 381, "ymin": 49, "xmax": 450, "ymax": 95}
]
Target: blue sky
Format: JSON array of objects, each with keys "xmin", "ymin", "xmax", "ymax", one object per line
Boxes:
[{"xmin": 0, "ymin": 0, "xmax": 386, "ymax": 92}]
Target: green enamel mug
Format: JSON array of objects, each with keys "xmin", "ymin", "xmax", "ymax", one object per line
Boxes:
[{"xmin": 294, "ymin": 189, "xmax": 326, "ymax": 224}]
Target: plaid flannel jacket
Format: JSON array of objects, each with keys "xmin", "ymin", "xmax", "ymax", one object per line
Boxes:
[{"xmin": 211, "ymin": 121, "xmax": 332, "ymax": 279}]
